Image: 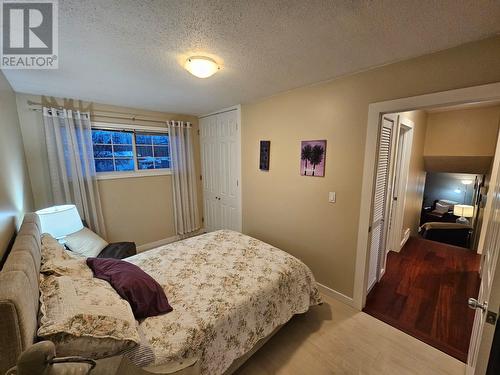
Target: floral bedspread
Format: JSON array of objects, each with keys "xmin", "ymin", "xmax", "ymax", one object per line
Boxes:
[{"xmin": 125, "ymin": 230, "xmax": 321, "ymax": 375}]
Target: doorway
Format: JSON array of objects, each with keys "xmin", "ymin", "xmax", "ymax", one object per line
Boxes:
[
  {"xmin": 387, "ymin": 120, "xmax": 413, "ymax": 254},
  {"xmin": 420, "ymin": 172, "xmax": 484, "ymax": 249},
  {"xmin": 354, "ymin": 82, "xmax": 500, "ymax": 374},
  {"xmin": 364, "ymin": 107, "xmax": 486, "ymax": 362}
]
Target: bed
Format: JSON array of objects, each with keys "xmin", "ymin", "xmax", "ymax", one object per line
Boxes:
[{"xmin": 0, "ymin": 214, "xmax": 321, "ymax": 375}]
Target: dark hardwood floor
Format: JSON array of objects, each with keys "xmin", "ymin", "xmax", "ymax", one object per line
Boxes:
[{"xmin": 363, "ymin": 236, "xmax": 481, "ymax": 363}]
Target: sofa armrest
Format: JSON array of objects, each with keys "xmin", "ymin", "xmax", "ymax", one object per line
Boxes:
[
  {"xmin": 420, "ymin": 222, "xmax": 472, "ymax": 231},
  {"xmin": 7, "ymin": 341, "xmax": 94, "ymax": 375},
  {"xmin": 98, "ymin": 242, "xmax": 137, "ymax": 259}
]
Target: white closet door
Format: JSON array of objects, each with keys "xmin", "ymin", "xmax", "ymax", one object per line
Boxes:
[
  {"xmin": 200, "ymin": 108, "xmax": 241, "ymax": 232},
  {"xmin": 217, "ymin": 110, "xmax": 240, "ymax": 231},
  {"xmin": 200, "ymin": 115, "xmax": 220, "ymax": 232},
  {"xmin": 367, "ymin": 114, "xmax": 396, "ymax": 291}
]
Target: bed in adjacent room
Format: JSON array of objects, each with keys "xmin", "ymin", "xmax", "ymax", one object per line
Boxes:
[{"xmin": 0, "ymin": 214, "xmax": 321, "ymax": 375}]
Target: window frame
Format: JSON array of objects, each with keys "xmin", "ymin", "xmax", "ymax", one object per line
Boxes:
[{"xmin": 91, "ymin": 121, "xmax": 171, "ymax": 180}]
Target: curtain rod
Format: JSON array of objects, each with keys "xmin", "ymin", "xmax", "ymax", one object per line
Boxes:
[{"xmin": 27, "ymin": 100, "xmax": 173, "ymax": 125}]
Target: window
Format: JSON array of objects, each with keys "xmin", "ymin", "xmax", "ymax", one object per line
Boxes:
[
  {"xmin": 92, "ymin": 129, "xmax": 134, "ymax": 172},
  {"xmin": 91, "ymin": 127, "xmax": 170, "ymax": 175},
  {"xmin": 135, "ymin": 132, "xmax": 170, "ymax": 170}
]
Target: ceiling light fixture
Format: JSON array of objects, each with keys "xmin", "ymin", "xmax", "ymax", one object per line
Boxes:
[{"xmin": 184, "ymin": 56, "xmax": 219, "ymax": 78}]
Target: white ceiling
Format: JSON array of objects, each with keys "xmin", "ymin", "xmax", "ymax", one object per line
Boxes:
[{"xmin": 4, "ymin": 0, "xmax": 500, "ymax": 115}]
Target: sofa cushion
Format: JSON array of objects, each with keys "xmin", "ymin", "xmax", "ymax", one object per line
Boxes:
[
  {"xmin": 86, "ymin": 258, "xmax": 172, "ymax": 319},
  {"xmin": 97, "ymin": 242, "xmax": 136, "ymax": 260}
]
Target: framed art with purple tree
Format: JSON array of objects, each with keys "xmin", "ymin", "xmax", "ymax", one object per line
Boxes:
[{"xmin": 301, "ymin": 140, "xmax": 326, "ymax": 176}]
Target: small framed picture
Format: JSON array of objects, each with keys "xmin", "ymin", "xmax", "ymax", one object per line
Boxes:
[
  {"xmin": 300, "ymin": 140, "xmax": 326, "ymax": 177},
  {"xmin": 259, "ymin": 140, "xmax": 270, "ymax": 170}
]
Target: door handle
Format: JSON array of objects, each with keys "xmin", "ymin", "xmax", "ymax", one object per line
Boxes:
[{"xmin": 468, "ymin": 298, "xmax": 487, "ymax": 312}]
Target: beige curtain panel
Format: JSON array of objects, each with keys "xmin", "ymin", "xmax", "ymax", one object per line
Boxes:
[
  {"xmin": 167, "ymin": 120, "xmax": 200, "ymax": 236},
  {"xmin": 42, "ymin": 107, "xmax": 107, "ymax": 238}
]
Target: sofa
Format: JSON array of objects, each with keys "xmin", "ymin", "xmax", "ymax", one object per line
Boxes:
[{"xmin": 419, "ymin": 222, "xmax": 473, "ymax": 248}]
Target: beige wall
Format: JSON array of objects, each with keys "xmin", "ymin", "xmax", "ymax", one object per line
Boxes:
[
  {"xmin": 0, "ymin": 73, "xmax": 33, "ymax": 259},
  {"xmin": 423, "ymin": 105, "xmax": 500, "ymax": 174},
  {"xmin": 241, "ymin": 36, "xmax": 500, "ymax": 297},
  {"xmin": 98, "ymin": 175, "xmax": 177, "ymax": 245},
  {"xmin": 425, "ymin": 105, "xmax": 500, "ymax": 156},
  {"xmin": 400, "ymin": 110, "xmax": 427, "ymax": 237},
  {"xmin": 15, "ymin": 93, "xmax": 202, "ymax": 246}
]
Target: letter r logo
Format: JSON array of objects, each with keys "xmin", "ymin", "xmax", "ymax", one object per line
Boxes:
[{"xmin": 2, "ymin": 1, "xmax": 53, "ymax": 54}]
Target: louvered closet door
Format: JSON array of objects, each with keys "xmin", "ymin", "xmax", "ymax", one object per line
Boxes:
[
  {"xmin": 200, "ymin": 109, "xmax": 241, "ymax": 232},
  {"xmin": 367, "ymin": 115, "xmax": 396, "ymax": 292}
]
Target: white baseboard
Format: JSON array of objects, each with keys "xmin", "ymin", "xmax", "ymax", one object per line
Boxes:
[
  {"xmin": 136, "ymin": 235, "xmax": 179, "ymax": 252},
  {"xmin": 316, "ymin": 282, "xmax": 354, "ymax": 307},
  {"xmin": 136, "ymin": 228, "xmax": 206, "ymax": 253},
  {"xmin": 400, "ymin": 228, "xmax": 411, "ymax": 249},
  {"xmin": 367, "ymin": 278, "xmax": 376, "ymax": 294}
]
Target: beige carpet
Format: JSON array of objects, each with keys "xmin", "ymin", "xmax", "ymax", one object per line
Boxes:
[{"xmin": 235, "ymin": 294, "xmax": 464, "ymax": 375}]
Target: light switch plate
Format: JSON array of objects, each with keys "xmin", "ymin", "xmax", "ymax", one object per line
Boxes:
[{"xmin": 329, "ymin": 192, "xmax": 336, "ymax": 203}]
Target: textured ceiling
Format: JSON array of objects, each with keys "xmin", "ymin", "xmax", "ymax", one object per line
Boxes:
[{"xmin": 4, "ymin": 0, "xmax": 500, "ymax": 115}]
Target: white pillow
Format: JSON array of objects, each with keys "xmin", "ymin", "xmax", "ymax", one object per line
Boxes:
[
  {"xmin": 434, "ymin": 202, "xmax": 450, "ymax": 214},
  {"xmin": 438, "ymin": 199, "xmax": 458, "ymax": 206},
  {"xmin": 64, "ymin": 227, "xmax": 108, "ymax": 257}
]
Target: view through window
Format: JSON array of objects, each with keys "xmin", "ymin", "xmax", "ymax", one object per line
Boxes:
[{"xmin": 91, "ymin": 128, "xmax": 170, "ymax": 173}]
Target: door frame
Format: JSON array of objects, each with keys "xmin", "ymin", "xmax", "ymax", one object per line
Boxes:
[
  {"xmin": 354, "ymin": 81, "xmax": 500, "ymax": 310},
  {"xmin": 354, "ymin": 81, "xmax": 500, "ymax": 374},
  {"xmin": 387, "ymin": 117, "xmax": 414, "ymax": 254},
  {"xmin": 199, "ymin": 105, "xmax": 242, "ymax": 232}
]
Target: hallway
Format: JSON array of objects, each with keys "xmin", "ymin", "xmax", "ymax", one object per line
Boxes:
[{"xmin": 363, "ymin": 237, "xmax": 481, "ymax": 362}]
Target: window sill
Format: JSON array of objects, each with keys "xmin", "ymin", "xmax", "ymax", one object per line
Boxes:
[{"xmin": 96, "ymin": 169, "xmax": 172, "ymax": 180}]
